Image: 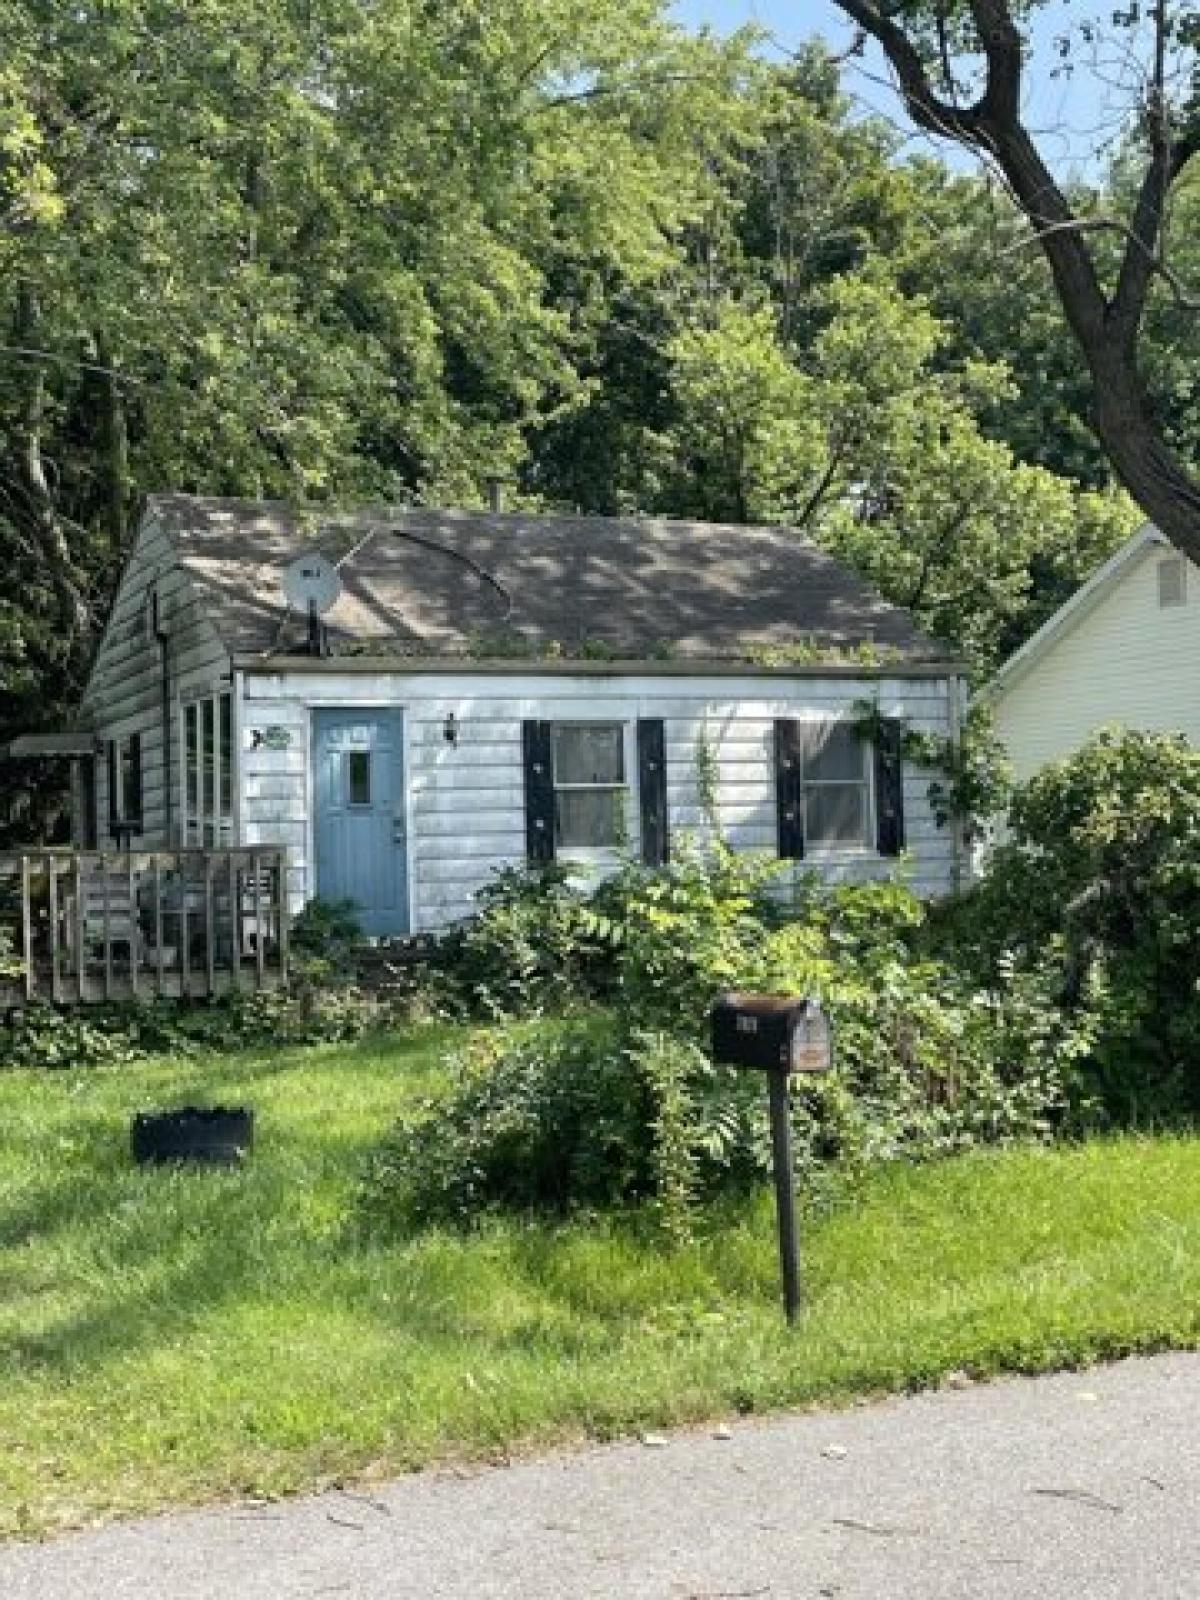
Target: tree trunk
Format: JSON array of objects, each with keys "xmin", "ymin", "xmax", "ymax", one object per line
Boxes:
[
  {"xmin": 14, "ymin": 286, "xmax": 88, "ymax": 639},
  {"xmin": 1087, "ymin": 346, "xmax": 1200, "ymax": 561},
  {"xmin": 823, "ymin": 0, "xmax": 1200, "ymax": 565},
  {"xmin": 97, "ymin": 337, "xmax": 130, "ymax": 552}
]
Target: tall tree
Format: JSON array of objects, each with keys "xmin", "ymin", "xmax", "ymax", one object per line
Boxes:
[{"xmin": 821, "ymin": 0, "xmax": 1200, "ymax": 557}]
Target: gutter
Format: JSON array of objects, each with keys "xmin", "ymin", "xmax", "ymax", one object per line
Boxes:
[{"xmin": 233, "ymin": 653, "xmax": 968, "ymax": 681}]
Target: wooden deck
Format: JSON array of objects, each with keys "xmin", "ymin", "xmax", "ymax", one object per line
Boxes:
[{"xmin": 0, "ymin": 848, "xmax": 289, "ymax": 1005}]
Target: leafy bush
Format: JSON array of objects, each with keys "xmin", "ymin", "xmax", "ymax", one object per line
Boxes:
[
  {"xmin": 0, "ymin": 983, "xmax": 383, "ymax": 1072},
  {"xmin": 367, "ymin": 853, "xmax": 1085, "ymax": 1237},
  {"xmin": 290, "ymin": 897, "xmax": 366, "ymax": 981},
  {"xmin": 435, "ymin": 864, "xmax": 623, "ymax": 1017},
  {"xmin": 941, "ymin": 729, "xmax": 1200, "ymax": 1123}
]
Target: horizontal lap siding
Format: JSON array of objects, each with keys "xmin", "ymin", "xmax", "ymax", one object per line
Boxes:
[
  {"xmin": 82, "ymin": 515, "xmax": 232, "ymax": 846},
  {"xmin": 242, "ymin": 670, "xmax": 960, "ymax": 932},
  {"xmin": 992, "ymin": 544, "xmax": 1200, "ymax": 782},
  {"xmin": 239, "ymin": 701, "xmax": 310, "ymax": 909}
]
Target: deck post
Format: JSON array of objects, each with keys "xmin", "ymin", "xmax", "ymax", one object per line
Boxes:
[
  {"xmin": 277, "ymin": 850, "xmax": 289, "ymax": 983},
  {"xmin": 48, "ymin": 856, "xmax": 61, "ymax": 1004},
  {"xmin": 252, "ymin": 851, "xmax": 265, "ymax": 989},
  {"xmin": 228, "ymin": 852, "xmax": 239, "ymax": 990},
  {"xmin": 20, "ymin": 854, "xmax": 33, "ymax": 1002},
  {"xmin": 180, "ymin": 857, "xmax": 191, "ymax": 997},
  {"xmin": 153, "ymin": 855, "xmax": 165, "ymax": 990},
  {"xmin": 128, "ymin": 854, "xmax": 139, "ymax": 1000},
  {"xmin": 100, "ymin": 851, "xmax": 112, "ymax": 1000},
  {"xmin": 204, "ymin": 855, "xmax": 216, "ymax": 994},
  {"xmin": 75, "ymin": 857, "xmax": 87, "ymax": 1003}
]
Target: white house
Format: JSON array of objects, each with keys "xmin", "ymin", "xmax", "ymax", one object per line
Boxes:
[
  {"xmin": 24, "ymin": 495, "xmax": 968, "ymax": 936},
  {"xmin": 984, "ymin": 525, "xmax": 1200, "ymax": 782}
]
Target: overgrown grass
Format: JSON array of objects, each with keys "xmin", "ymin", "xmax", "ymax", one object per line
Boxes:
[{"xmin": 3, "ymin": 1027, "xmax": 1200, "ymax": 1539}]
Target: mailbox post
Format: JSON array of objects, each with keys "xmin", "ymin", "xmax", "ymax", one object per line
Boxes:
[{"xmin": 710, "ymin": 993, "xmax": 833, "ymax": 1324}]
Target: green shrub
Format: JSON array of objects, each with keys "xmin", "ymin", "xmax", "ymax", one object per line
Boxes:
[
  {"xmin": 366, "ymin": 856, "xmax": 1083, "ymax": 1237},
  {"xmin": 290, "ymin": 897, "xmax": 366, "ymax": 982},
  {"xmin": 941, "ymin": 729, "xmax": 1200, "ymax": 1123},
  {"xmin": 436, "ymin": 863, "xmax": 622, "ymax": 1017},
  {"xmin": 0, "ymin": 983, "xmax": 383, "ymax": 1072}
]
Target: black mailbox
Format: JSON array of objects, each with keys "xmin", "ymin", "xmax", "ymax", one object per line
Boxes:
[{"xmin": 711, "ymin": 992, "xmax": 832, "ymax": 1075}]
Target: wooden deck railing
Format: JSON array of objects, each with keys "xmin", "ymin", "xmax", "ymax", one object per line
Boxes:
[{"xmin": 0, "ymin": 848, "xmax": 289, "ymax": 1005}]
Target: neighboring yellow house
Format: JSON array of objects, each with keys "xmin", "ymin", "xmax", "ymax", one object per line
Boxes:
[{"xmin": 984, "ymin": 526, "xmax": 1200, "ymax": 782}]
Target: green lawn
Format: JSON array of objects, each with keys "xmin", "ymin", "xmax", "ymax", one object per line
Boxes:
[{"xmin": 3, "ymin": 1026, "xmax": 1200, "ymax": 1539}]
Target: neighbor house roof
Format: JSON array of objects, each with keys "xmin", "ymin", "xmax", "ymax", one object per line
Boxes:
[
  {"xmin": 983, "ymin": 524, "xmax": 1164, "ymax": 701},
  {"xmin": 148, "ymin": 493, "xmax": 956, "ymax": 669}
]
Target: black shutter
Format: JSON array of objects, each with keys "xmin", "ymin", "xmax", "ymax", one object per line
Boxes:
[
  {"xmin": 522, "ymin": 720, "xmax": 555, "ymax": 864},
  {"xmin": 79, "ymin": 755, "xmax": 98, "ymax": 849},
  {"xmin": 637, "ymin": 718, "xmax": 668, "ymax": 867},
  {"xmin": 128, "ymin": 731, "xmax": 143, "ymax": 831},
  {"xmin": 874, "ymin": 717, "xmax": 906, "ymax": 856},
  {"xmin": 774, "ymin": 719, "xmax": 805, "ymax": 859},
  {"xmin": 106, "ymin": 739, "xmax": 119, "ymax": 832}
]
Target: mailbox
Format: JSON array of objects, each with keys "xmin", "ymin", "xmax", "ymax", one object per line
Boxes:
[{"xmin": 711, "ymin": 992, "xmax": 832, "ymax": 1075}]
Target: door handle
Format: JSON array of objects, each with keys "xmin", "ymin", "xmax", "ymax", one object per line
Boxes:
[{"xmin": 392, "ymin": 819, "xmax": 406, "ymax": 843}]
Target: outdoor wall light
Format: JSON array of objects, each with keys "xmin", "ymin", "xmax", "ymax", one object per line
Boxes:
[{"xmin": 443, "ymin": 711, "xmax": 459, "ymax": 746}]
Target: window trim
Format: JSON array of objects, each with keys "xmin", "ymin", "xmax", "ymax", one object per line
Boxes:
[{"xmin": 550, "ymin": 720, "xmax": 632, "ymax": 860}]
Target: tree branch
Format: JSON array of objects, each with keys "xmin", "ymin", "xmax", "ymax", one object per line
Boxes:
[
  {"xmin": 828, "ymin": 0, "xmax": 985, "ymax": 142},
  {"xmin": 1109, "ymin": 0, "xmax": 1173, "ymax": 346},
  {"xmin": 1001, "ymin": 217, "xmax": 1200, "ymax": 313}
]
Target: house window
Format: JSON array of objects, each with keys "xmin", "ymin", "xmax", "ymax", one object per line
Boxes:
[
  {"xmin": 107, "ymin": 732, "xmax": 143, "ymax": 836},
  {"xmin": 801, "ymin": 722, "xmax": 872, "ymax": 849},
  {"xmin": 181, "ymin": 689, "xmax": 234, "ymax": 845},
  {"xmin": 552, "ymin": 723, "xmax": 627, "ymax": 849},
  {"xmin": 1158, "ymin": 556, "xmax": 1186, "ymax": 609}
]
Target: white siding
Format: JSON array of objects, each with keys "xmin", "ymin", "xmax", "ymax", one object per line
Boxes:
[
  {"xmin": 992, "ymin": 544, "xmax": 1200, "ymax": 782},
  {"xmin": 242, "ymin": 669, "xmax": 960, "ymax": 933},
  {"xmin": 80, "ymin": 512, "xmax": 232, "ymax": 845}
]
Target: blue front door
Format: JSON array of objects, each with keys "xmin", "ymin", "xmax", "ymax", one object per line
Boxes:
[{"xmin": 313, "ymin": 709, "xmax": 409, "ymax": 936}]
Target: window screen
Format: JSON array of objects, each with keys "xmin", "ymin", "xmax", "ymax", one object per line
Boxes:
[
  {"xmin": 552, "ymin": 723, "xmax": 626, "ymax": 848},
  {"xmin": 801, "ymin": 723, "xmax": 870, "ymax": 849}
]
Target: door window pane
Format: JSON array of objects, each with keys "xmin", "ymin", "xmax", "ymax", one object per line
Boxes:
[
  {"xmin": 552, "ymin": 724, "xmax": 624, "ymax": 785},
  {"xmin": 347, "ymin": 750, "xmax": 372, "ymax": 807}
]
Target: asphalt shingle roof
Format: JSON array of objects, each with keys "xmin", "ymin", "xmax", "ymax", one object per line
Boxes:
[{"xmin": 150, "ymin": 494, "xmax": 953, "ymax": 666}]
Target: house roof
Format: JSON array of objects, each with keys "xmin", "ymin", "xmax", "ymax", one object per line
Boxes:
[
  {"xmin": 983, "ymin": 524, "xmax": 1165, "ymax": 701},
  {"xmin": 148, "ymin": 494, "xmax": 955, "ymax": 670}
]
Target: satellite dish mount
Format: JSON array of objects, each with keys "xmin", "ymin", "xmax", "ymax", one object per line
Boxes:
[{"xmin": 283, "ymin": 551, "xmax": 342, "ymax": 658}]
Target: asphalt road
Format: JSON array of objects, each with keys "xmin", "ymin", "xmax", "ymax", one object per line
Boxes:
[{"xmin": 3, "ymin": 1352, "xmax": 1199, "ymax": 1599}]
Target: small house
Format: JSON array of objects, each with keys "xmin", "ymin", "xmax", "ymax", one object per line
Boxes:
[
  {"xmin": 14, "ymin": 495, "xmax": 967, "ymax": 952},
  {"xmin": 984, "ymin": 525, "xmax": 1199, "ymax": 783}
]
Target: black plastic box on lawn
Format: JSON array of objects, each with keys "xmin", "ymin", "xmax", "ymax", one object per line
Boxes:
[{"xmin": 131, "ymin": 1106, "xmax": 255, "ymax": 1167}]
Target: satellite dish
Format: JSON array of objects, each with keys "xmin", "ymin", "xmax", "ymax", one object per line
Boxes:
[{"xmin": 283, "ymin": 550, "xmax": 342, "ymax": 617}]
